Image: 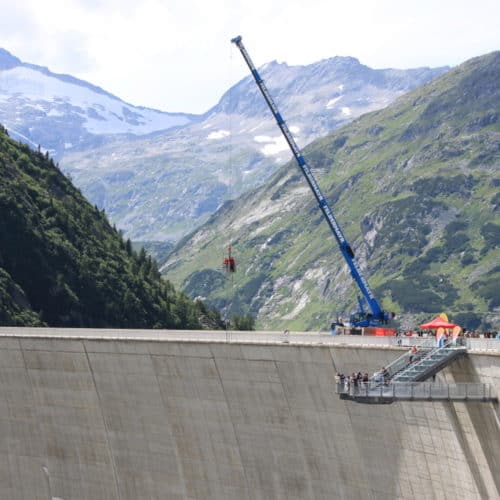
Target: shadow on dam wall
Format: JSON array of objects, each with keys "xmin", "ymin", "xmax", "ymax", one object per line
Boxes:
[
  {"xmin": 0, "ymin": 335, "xmax": 498, "ymax": 499},
  {"xmin": 446, "ymin": 355, "xmax": 500, "ymax": 497}
]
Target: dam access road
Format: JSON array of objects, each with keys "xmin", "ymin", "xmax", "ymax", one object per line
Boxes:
[{"xmin": 0, "ymin": 327, "xmax": 498, "ymax": 499}]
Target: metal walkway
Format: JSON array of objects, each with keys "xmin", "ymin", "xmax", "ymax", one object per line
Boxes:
[
  {"xmin": 367, "ymin": 337, "xmax": 467, "ymax": 386},
  {"xmin": 391, "ymin": 339, "xmax": 467, "ymax": 382},
  {"xmin": 336, "ymin": 382, "xmax": 498, "ymax": 404}
]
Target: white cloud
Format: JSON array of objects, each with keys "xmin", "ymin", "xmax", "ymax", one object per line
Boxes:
[{"xmin": 1, "ymin": 0, "xmax": 499, "ymax": 113}]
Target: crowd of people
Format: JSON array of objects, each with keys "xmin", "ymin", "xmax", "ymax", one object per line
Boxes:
[
  {"xmin": 461, "ymin": 330, "xmax": 499, "ymax": 338},
  {"xmin": 336, "ymin": 346, "xmax": 421, "ymax": 393},
  {"xmin": 335, "ymin": 368, "xmax": 388, "ymax": 391},
  {"xmin": 398, "ymin": 329, "xmax": 499, "ymax": 338}
]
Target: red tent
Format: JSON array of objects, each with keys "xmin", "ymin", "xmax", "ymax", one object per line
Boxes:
[{"xmin": 419, "ymin": 316, "xmax": 457, "ymax": 329}]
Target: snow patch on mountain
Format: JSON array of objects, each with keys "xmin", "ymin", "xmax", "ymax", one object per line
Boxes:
[
  {"xmin": 326, "ymin": 96, "xmax": 343, "ymax": 109},
  {"xmin": 254, "ymin": 135, "xmax": 274, "ymax": 143},
  {"xmin": 254, "ymin": 124, "xmax": 300, "ymax": 156},
  {"xmin": 0, "ymin": 65, "xmax": 192, "ymax": 137},
  {"xmin": 207, "ymin": 129, "xmax": 230, "ymax": 140},
  {"xmin": 254, "ymin": 134, "xmax": 289, "ymax": 156}
]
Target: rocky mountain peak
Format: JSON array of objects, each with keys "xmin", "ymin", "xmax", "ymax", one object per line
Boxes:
[
  {"xmin": 0, "ymin": 48, "xmax": 21, "ymax": 70},
  {"xmin": 324, "ymin": 55, "xmax": 362, "ymax": 67},
  {"xmin": 2, "ymin": 47, "xmax": 449, "ymax": 242}
]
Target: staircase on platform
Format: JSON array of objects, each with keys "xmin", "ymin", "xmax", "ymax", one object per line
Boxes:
[
  {"xmin": 391, "ymin": 339, "xmax": 467, "ymax": 382},
  {"xmin": 337, "ymin": 337, "xmax": 493, "ymax": 404}
]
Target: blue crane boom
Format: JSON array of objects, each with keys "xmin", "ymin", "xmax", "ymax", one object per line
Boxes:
[{"xmin": 231, "ymin": 35, "xmax": 392, "ymax": 327}]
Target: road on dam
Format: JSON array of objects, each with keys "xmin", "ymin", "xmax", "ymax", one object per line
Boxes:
[{"xmin": 0, "ymin": 327, "xmax": 498, "ymax": 499}]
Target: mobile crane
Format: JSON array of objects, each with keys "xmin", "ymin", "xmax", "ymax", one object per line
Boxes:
[{"xmin": 231, "ymin": 36, "xmax": 394, "ymax": 327}]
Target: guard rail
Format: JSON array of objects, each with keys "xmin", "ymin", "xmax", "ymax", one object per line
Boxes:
[{"xmin": 0, "ymin": 327, "xmax": 498, "ymax": 350}]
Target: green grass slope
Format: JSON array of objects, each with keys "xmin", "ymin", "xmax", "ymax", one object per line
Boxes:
[
  {"xmin": 0, "ymin": 125, "xmax": 223, "ymax": 329},
  {"xmin": 163, "ymin": 51, "xmax": 500, "ymax": 331}
]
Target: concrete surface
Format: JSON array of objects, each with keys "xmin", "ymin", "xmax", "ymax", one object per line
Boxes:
[{"xmin": 0, "ymin": 329, "xmax": 498, "ymax": 499}]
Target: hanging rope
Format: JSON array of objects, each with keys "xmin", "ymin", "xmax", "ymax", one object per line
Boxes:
[{"xmin": 224, "ymin": 44, "xmax": 236, "ymax": 337}]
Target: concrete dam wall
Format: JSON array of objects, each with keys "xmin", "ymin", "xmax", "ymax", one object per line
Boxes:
[{"xmin": 0, "ymin": 330, "xmax": 498, "ymax": 499}]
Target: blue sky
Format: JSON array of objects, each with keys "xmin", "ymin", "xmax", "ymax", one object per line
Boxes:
[{"xmin": 1, "ymin": 0, "xmax": 499, "ymax": 114}]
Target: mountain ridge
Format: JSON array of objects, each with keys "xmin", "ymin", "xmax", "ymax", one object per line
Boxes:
[
  {"xmin": 57, "ymin": 54, "xmax": 448, "ymax": 241},
  {"xmin": 0, "ymin": 47, "xmax": 197, "ymax": 159},
  {"xmin": 0, "ymin": 47, "xmax": 118, "ymax": 99}
]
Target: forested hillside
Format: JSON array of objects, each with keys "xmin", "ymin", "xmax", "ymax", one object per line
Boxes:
[
  {"xmin": 0, "ymin": 125, "xmax": 222, "ymax": 329},
  {"xmin": 163, "ymin": 52, "xmax": 500, "ymax": 331}
]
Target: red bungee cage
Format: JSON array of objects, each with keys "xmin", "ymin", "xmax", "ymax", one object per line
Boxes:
[{"xmin": 223, "ymin": 245, "xmax": 236, "ymax": 273}]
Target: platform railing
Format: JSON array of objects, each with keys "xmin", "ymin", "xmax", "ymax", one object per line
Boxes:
[
  {"xmin": 466, "ymin": 338, "xmax": 500, "ymax": 351},
  {"xmin": 370, "ymin": 337, "xmax": 437, "ymax": 383},
  {"xmin": 390, "ymin": 337, "xmax": 468, "ymax": 382},
  {"xmin": 0, "ymin": 327, "xmax": 498, "ymax": 350},
  {"xmin": 336, "ymin": 381, "xmax": 496, "ymax": 402}
]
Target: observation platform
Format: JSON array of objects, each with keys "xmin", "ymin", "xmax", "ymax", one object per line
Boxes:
[{"xmin": 336, "ymin": 337, "xmax": 497, "ymax": 404}]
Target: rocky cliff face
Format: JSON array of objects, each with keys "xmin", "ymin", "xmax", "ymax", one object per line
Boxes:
[{"xmin": 162, "ymin": 52, "xmax": 500, "ymax": 331}]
